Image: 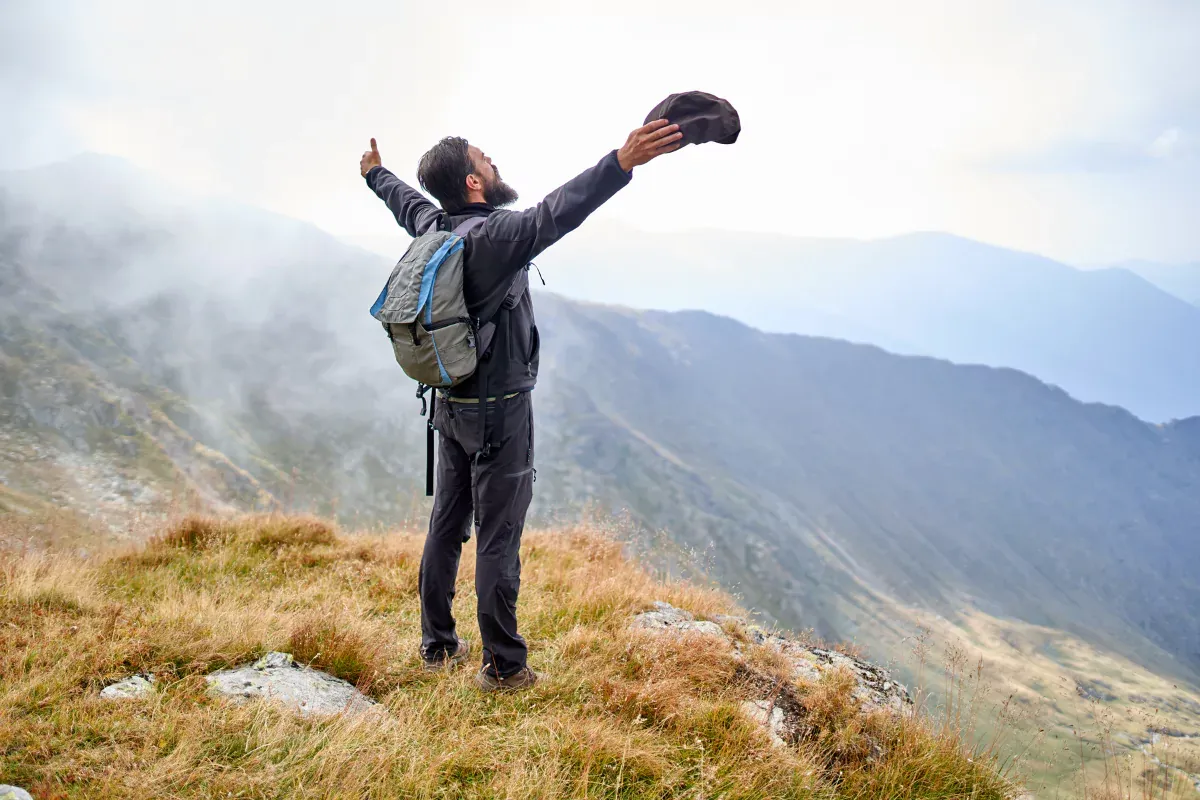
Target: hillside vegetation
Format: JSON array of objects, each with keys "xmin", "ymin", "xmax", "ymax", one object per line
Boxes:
[
  {"xmin": 0, "ymin": 515, "xmax": 1014, "ymax": 799},
  {"xmin": 535, "ymin": 297, "xmax": 1200, "ymax": 680}
]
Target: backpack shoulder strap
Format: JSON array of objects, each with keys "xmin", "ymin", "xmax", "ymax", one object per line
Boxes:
[{"xmin": 452, "ymin": 216, "xmax": 487, "ymax": 237}]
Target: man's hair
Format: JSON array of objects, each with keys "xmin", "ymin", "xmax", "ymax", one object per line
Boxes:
[{"xmin": 417, "ymin": 136, "xmax": 474, "ymax": 212}]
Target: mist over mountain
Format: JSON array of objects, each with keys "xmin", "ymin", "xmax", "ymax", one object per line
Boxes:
[
  {"xmin": 1, "ymin": 154, "xmax": 431, "ymax": 526},
  {"xmin": 3, "ymin": 155, "xmax": 1199, "ymax": 684},
  {"xmin": 539, "ymin": 224, "xmax": 1200, "ymax": 422}
]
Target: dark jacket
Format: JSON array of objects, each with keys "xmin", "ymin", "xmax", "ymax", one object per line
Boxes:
[{"xmin": 365, "ymin": 150, "xmax": 632, "ymax": 397}]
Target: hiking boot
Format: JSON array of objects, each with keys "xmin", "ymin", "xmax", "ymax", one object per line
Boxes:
[
  {"xmin": 422, "ymin": 638, "xmax": 469, "ymax": 671},
  {"xmin": 475, "ymin": 665, "xmax": 541, "ymax": 693}
]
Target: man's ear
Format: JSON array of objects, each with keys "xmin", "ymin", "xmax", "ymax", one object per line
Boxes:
[{"xmin": 465, "ymin": 173, "xmax": 483, "ymax": 193}]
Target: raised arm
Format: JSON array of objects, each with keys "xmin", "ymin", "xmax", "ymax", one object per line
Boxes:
[
  {"xmin": 360, "ymin": 138, "xmax": 442, "ymax": 237},
  {"xmin": 478, "ymin": 120, "xmax": 683, "ymax": 267}
]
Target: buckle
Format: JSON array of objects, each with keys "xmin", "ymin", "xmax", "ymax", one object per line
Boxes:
[{"xmin": 416, "ymin": 384, "xmax": 430, "ymax": 416}]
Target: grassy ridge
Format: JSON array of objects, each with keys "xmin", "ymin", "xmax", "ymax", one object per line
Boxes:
[{"xmin": 0, "ymin": 515, "xmax": 1015, "ymax": 799}]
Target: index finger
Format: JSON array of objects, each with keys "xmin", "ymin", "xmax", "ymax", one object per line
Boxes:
[{"xmin": 370, "ymin": 137, "xmax": 379, "ymax": 152}]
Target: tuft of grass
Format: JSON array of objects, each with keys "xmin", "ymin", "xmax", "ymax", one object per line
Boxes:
[
  {"xmin": 0, "ymin": 514, "xmax": 1018, "ymax": 799},
  {"xmin": 249, "ymin": 515, "xmax": 337, "ymax": 550},
  {"xmin": 152, "ymin": 514, "xmax": 231, "ymax": 550},
  {"xmin": 288, "ymin": 610, "xmax": 388, "ymax": 691},
  {"xmin": 151, "ymin": 513, "xmax": 336, "ymax": 552}
]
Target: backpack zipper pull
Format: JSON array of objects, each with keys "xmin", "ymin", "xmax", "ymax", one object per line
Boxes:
[{"xmin": 530, "ymin": 262, "xmax": 546, "ymax": 286}]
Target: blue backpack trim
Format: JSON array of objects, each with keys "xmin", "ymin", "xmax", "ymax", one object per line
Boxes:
[
  {"xmin": 430, "ymin": 332, "xmax": 452, "ymax": 385},
  {"xmin": 417, "ymin": 236, "xmax": 464, "ymax": 324},
  {"xmin": 369, "ymin": 284, "xmax": 388, "ymax": 318}
]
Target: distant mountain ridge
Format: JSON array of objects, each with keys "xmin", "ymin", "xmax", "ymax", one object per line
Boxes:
[
  {"xmin": 2, "ymin": 155, "xmax": 1199, "ymax": 684},
  {"xmin": 543, "ymin": 225, "xmax": 1200, "ymax": 422},
  {"xmin": 1110, "ymin": 259, "xmax": 1200, "ymax": 308}
]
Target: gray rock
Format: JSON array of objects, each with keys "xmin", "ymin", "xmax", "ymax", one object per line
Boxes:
[
  {"xmin": 100, "ymin": 674, "xmax": 155, "ymax": 700},
  {"xmin": 205, "ymin": 651, "xmax": 376, "ymax": 716},
  {"xmin": 741, "ymin": 699, "xmax": 788, "ymax": 747},
  {"xmin": 630, "ymin": 603, "xmax": 729, "ymax": 640},
  {"xmin": 0, "ymin": 786, "xmax": 33, "ymax": 800}
]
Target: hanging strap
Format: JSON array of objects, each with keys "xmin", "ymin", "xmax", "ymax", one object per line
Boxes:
[
  {"xmin": 416, "ymin": 384, "xmax": 434, "ymax": 497},
  {"xmin": 475, "ymin": 342, "xmax": 490, "ymax": 460},
  {"xmin": 426, "ymin": 391, "xmax": 437, "ymax": 496}
]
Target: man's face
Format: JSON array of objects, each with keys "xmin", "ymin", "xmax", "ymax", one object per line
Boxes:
[{"xmin": 468, "ymin": 145, "xmax": 519, "ymax": 208}]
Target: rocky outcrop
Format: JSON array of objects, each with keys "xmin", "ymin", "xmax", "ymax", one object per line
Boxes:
[
  {"xmin": 748, "ymin": 630, "xmax": 910, "ymax": 714},
  {"xmin": 632, "ymin": 601, "xmax": 911, "ymax": 747},
  {"xmin": 205, "ymin": 651, "xmax": 376, "ymax": 716},
  {"xmin": 629, "ymin": 601, "xmax": 727, "ymax": 638},
  {"xmin": 0, "ymin": 786, "xmax": 33, "ymax": 800}
]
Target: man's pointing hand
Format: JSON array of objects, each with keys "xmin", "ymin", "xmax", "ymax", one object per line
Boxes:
[
  {"xmin": 360, "ymin": 138, "xmax": 382, "ymax": 177},
  {"xmin": 617, "ymin": 119, "xmax": 683, "ymax": 172}
]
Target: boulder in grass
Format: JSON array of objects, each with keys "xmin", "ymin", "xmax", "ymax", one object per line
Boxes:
[
  {"xmin": 205, "ymin": 651, "xmax": 377, "ymax": 716},
  {"xmin": 629, "ymin": 601, "xmax": 728, "ymax": 639}
]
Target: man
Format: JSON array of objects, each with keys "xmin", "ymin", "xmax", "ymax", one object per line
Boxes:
[{"xmin": 360, "ymin": 119, "xmax": 682, "ymax": 691}]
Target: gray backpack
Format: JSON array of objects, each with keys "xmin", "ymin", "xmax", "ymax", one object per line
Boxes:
[{"xmin": 369, "ymin": 217, "xmax": 487, "ymax": 389}]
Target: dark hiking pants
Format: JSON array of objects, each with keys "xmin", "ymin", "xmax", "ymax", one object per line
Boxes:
[{"xmin": 420, "ymin": 391, "xmax": 534, "ymax": 678}]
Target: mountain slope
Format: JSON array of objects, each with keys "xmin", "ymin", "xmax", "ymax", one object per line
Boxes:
[
  {"xmin": 532, "ymin": 296, "xmax": 1200, "ymax": 677},
  {"xmin": 3, "ymin": 156, "xmax": 1199, "ymax": 683},
  {"xmin": 1114, "ymin": 260, "xmax": 1200, "ymax": 308},
  {"xmin": 544, "ymin": 226, "xmax": 1200, "ymax": 422}
]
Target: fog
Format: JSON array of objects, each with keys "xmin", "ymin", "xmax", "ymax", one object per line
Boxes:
[
  {"xmin": 0, "ymin": 152, "xmax": 438, "ymax": 524},
  {"xmin": 4, "ymin": 1, "xmax": 1200, "ymax": 265}
]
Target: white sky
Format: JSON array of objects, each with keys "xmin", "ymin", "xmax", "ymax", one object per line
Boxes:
[{"xmin": 3, "ymin": 0, "xmax": 1199, "ymax": 264}]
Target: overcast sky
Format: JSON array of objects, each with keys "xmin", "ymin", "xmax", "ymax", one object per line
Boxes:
[{"xmin": 3, "ymin": 0, "xmax": 1198, "ymax": 265}]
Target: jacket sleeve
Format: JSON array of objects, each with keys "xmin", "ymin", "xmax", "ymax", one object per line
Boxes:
[
  {"xmin": 364, "ymin": 166, "xmax": 443, "ymax": 237},
  {"xmin": 473, "ymin": 150, "xmax": 632, "ymax": 275}
]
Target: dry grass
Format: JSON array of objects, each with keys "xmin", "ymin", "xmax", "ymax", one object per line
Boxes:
[
  {"xmin": 0, "ymin": 514, "xmax": 1016, "ymax": 799},
  {"xmin": 864, "ymin": 601, "xmax": 1200, "ymax": 799}
]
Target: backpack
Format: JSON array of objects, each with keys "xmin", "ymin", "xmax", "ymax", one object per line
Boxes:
[{"xmin": 369, "ymin": 216, "xmax": 487, "ymax": 389}]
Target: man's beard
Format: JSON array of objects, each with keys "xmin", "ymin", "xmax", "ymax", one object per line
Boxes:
[{"xmin": 483, "ymin": 174, "xmax": 519, "ymax": 208}]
